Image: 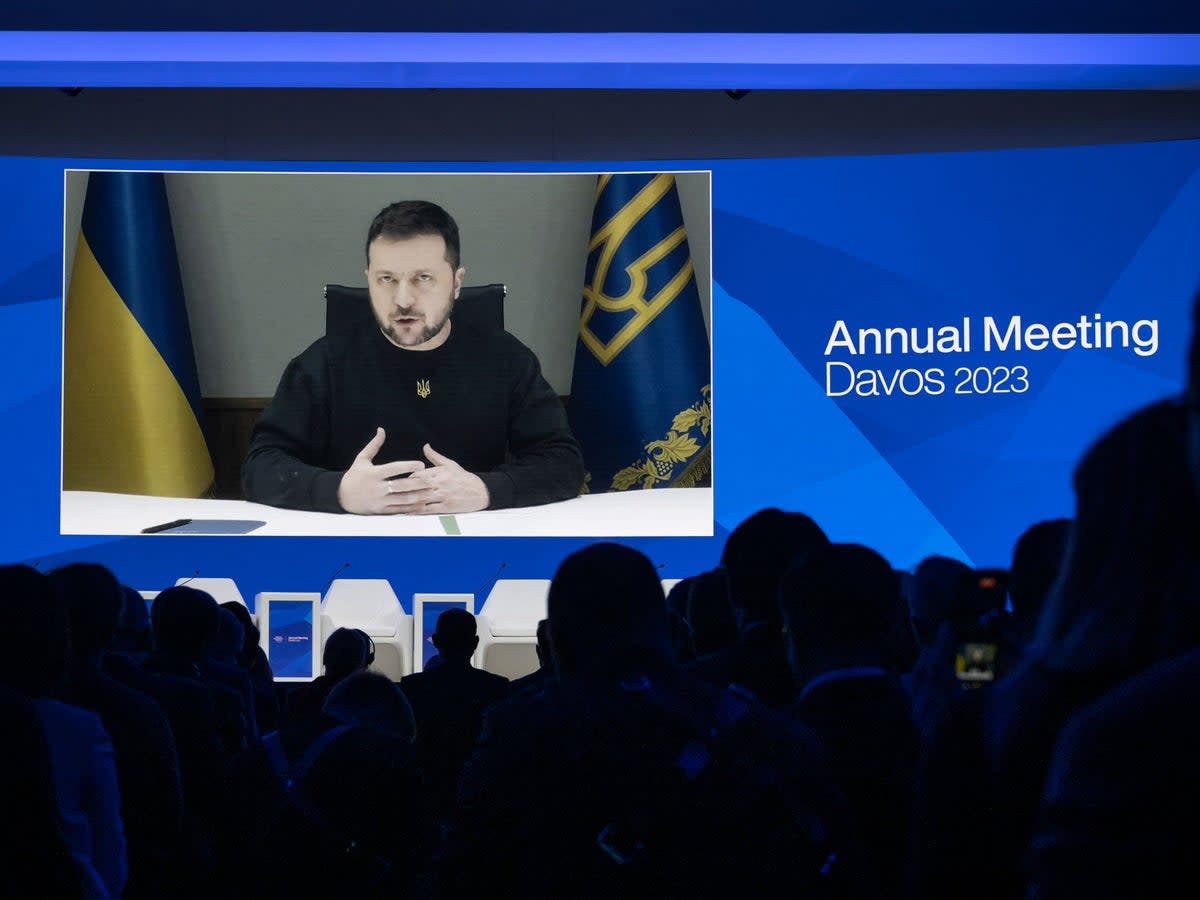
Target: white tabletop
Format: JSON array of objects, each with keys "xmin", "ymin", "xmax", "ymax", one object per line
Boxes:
[{"xmin": 60, "ymin": 487, "xmax": 713, "ymax": 537}]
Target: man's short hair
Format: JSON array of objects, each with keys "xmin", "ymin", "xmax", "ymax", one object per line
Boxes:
[
  {"xmin": 433, "ymin": 608, "xmax": 477, "ymax": 657},
  {"xmin": 0, "ymin": 564, "xmax": 69, "ymax": 696},
  {"xmin": 548, "ymin": 542, "xmax": 671, "ymax": 677},
  {"xmin": 48, "ymin": 562, "xmax": 123, "ymax": 658},
  {"xmin": 907, "ymin": 554, "xmax": 975, "ymax": 645},
  {"xmin": 151, "ymin": 586, "xmax": 219, "ymax": 660},
  {"xmin": 210, "ymin": 607, "xmax": 244, "ymax": 662},
  {"xmin": 665, "ymin": 568, "xmax": 737, "ymax": 656},
  {"xmin": 116, "ymin": 584, "xmax": 152, "ymax": 651},
  {"xmin": 1009, "ymin": 518, "xmax": 1071, "ymax": 632},
  {"xmin": 322, "ymin": 627, "xmax": 372, "ymax": 679},
  {"xmin": 323, "ymin": 671, "xmax": 416, "ymax": 742},
  {"xmin": 365, "ymin": 200, "xmax": 461, "ymax": 270},
  {"xmin": 220, "ymin": 600, "xmax": 260, "ymax": 653},
  {"xmin": 779, "ymin": 543, "xmax": 900, "ymax": 653},
  {"xmin": 720, "ymin": 508, "xmax": 829, "ymax": 623}
]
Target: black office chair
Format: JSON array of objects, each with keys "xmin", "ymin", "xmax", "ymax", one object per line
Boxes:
[{"xmin": 324, "ymin": 283, "xmax": 507, "ymax": 337}]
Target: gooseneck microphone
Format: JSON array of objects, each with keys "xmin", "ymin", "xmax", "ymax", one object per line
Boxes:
[
  {"xmin": 178, "ymin": 570, "xmax": 200, "ymax": 586},
  {"xmin": 322, "ymin": 562, "xmax": 351, "ymax": 598},
  {"xmin": 476, "ymin": 561, "xmax": 507, "ymax": 602}
]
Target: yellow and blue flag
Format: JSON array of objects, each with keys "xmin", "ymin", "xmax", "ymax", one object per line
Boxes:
[
  {"xmin": 569, "ymin": 173, "xmax": 711, "ymax": 492},
  {"xmin": 63, "ymin": 172, "xmax": 213, "ymax": 497}
]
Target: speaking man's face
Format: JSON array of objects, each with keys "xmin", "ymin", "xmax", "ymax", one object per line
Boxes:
[{"xmin": 366, "ymin": 234, "xmax": 465, "ymax": 351}]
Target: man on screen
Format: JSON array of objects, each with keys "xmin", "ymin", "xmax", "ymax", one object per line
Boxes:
[{"xmin": 242, "ymin": 200, "xmax": 584, "ymax": 514}]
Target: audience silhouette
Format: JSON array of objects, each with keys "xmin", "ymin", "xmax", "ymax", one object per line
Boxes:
[
  {"xmin": 508, "ymin": 617, "xmax": 553, "ymax": 698},
  {"xmin": 667, "ymin": 567, "xmax": 739, "ymax": 657},
  {"xmin": 688, "ymin": 508, "xmax": 829, "ymax": 706},
  {"xmin": 1007, "ymin": 519, "xmax": 1071, "ymax": 645},
  {"xmin": 219, "ymin": 600, "xmax": 279, "ymax": 734},
  {"xmin": 0, "ymin": 563, "xmax": 127, "ymax": 898},
  {"xmin": 48, "ymin": 563, "xmax": 184, "ymax": 900},
  {"xmin": 916, "ymin": 393, "xmax": 1200, "ymax": 900},
  {"xmin": 780, "ymin": 543, "xmax": 919, "ymax": 898},
  {"xmin": 287, "ymin": 626, "xmax": 374, "ymax": 718},
  {"xmin": 11, "ymin": 287, "xmax": 1200, "ymax": 899},
  {"xmin": 400, "ymin": 608, "xmax": 510, "ymax": 821},
  {"xmin": 442, "ymin": 542, "xmax": 862, "ymax": 899},
  {"xmin": 0, "ymin": 682, "xmax": 87, "ymax": 899}
]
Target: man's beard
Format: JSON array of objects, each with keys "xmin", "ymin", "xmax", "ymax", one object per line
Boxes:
[{"xmin": 377, "ymin": 294, "xmax": 454, "ymax": 348}]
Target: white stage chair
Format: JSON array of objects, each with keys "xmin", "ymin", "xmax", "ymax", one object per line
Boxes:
[
  {"xmin": 175, "ymin": 577, "xmax": 255, "ymax": 622},
  {"xmin": 475, "ymin": 579, "xmax": 550, "ymax": 680},
  {"xmin": 321, "ymin": 578, "xmax": 413, "ymax": 680}
]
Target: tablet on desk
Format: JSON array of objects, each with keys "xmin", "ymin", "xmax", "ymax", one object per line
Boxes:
[{"xmin": 141, "ymin": 518, "xmax": 266, "ymax": 535}]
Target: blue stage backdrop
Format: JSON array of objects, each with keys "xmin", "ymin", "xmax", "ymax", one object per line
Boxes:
[{"xmin": 1, "ymin": 141, "xmax": 1199, "ymax": 601}]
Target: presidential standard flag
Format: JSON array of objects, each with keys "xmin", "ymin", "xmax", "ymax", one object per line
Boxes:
[
  {"xmin": 569, "ymin": 173, "xmax": 711, "ymax": 492},
  {"xmin": 63, "ymin": 172, "xmax": 214, "ymax": 496}
]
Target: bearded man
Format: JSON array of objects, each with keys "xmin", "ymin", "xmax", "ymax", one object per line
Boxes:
[{"xmin": 242, "ymin": 200, "xmax": 583, "ymax": 514}]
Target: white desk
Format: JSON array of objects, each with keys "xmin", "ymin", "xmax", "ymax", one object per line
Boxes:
[{"xmin": 60, "ymin": 488, "xmax": 713, "ymax": 537}]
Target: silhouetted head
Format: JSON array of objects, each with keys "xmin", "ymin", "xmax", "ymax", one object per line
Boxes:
[
  {"xmin": 323, "ymin": 671, "xmax": 416, "ymax": 742},
  {"xmin": 48, "ymin": 562, "xmax": 122, "ymax": 660},
  {"xmin": 209, "ymin": 607, "xmax": 244, "ymax": 664},
  {"xmin": 0, "ymin": 565, "xmax": 70, "ymax": 696},
  {"xmin": 322, "ymin": 628, "xmax": 373, "ymax": 681},
  {"xmin": 534, "ymin": 618, "xmax": 552, "ymax": 669},
  {"xmin": 431, "ymin": 608, "xmax": 478, "ymax": 660},
  {"xmin": 665, "ymin": 568, "xmax": 738, "ymax": 655},
  {"xmin": 779, "ymin": 543, "xmax": 900, "ymax": 676},
  {"xmin": 1008, "ymin": 518, "xmax": 1071, "ymax": 641},
  {"xmin": 151, "ymin": 586, "xmax": 220, "ymax": 662},
  {"xmin": 548, "ymin": 542, "xmax": 672, "ymax": 679},
  {"xmin": 115, "ymin": 585, "xmax": 152, "ymax": 652},
  {"xmin": 220, "ymin": 601, "xmax": 260, "ymax": 658},
  {"xmin": 907, "ymin": 555, "xmax": 975, "ymax": 647},
  {"xmin": 1036, "ymin": 400, "xmax": 1200, "ymax": 674},
  {"xmin": 721, "ymin": 508, "xmax": 829, "ymax": 627}
]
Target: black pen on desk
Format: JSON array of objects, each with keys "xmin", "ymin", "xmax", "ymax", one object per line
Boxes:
[{"xmin": 141, "ymin": 518, "xmax": 192, "ymax": 534}]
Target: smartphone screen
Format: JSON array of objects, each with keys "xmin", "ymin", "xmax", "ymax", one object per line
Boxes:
[{"xmin": 955, "ymin": 641, "xmax": 998, "ymax": 686}]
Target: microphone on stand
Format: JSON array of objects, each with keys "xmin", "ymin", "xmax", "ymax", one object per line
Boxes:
[
  {"xmin": 321, "ymin": 562, "xmax": 351, "ymax": 598},
  {"xmin": 177, "ymin": 570, "xmax": 200, "ymax": 586},
  {"xmin": 476, "ymin": 561, "xmax": 507, "ymax": 603}
]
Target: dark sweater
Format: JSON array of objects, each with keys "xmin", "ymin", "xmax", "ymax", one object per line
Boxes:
[{"xmin": 242, "ymin": 319, "xmax": 584, "ymax": 511}]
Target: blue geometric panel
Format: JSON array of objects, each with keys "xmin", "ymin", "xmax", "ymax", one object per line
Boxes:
[
  {"xmin": 714, "ymin": 281, "xmax": 971, "ymax": 566},
  {"xmin": 712, "ymin": 140, "xmax": 1200, "ymax": 568},
  {"xmin": 0, "ymin": 159, "xmax": 70, "ymax": 297},
  {"xmin": 0, "ymin": 297, "xmax": 60, "ymax": 415}
]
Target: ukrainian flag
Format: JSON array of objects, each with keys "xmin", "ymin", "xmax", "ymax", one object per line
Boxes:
[
  {"xmin": 63, "ymin": 172, "xmax": 213, "ymax": 497},
  {"xmin": 569, "ymin": 173, "xmax": 711, "ymax": 492}
]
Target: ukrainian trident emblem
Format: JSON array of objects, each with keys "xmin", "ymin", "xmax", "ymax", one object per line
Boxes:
[
  {"xmin": 579, "ymin": 173, "xmax": 696, "ymax": 366},
  {"xmin": 416, "ymin": 379, "xmax": 431, "ymax": 399}
]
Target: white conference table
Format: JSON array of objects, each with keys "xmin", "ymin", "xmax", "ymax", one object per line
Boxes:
[{"xmin": 61, "ymin": 487, "xmax": 713, "ymax": 537}]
